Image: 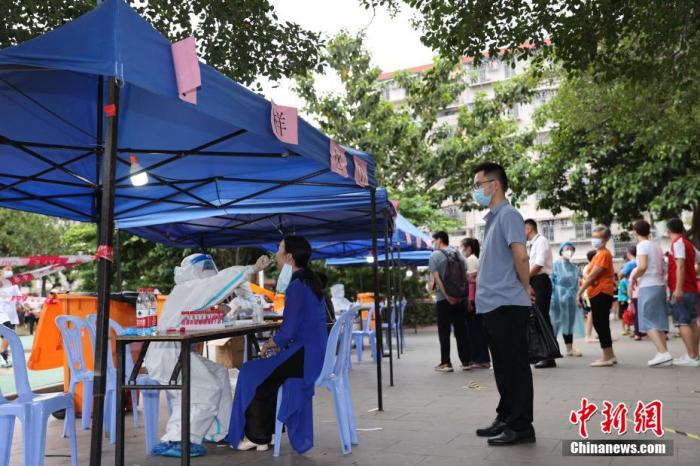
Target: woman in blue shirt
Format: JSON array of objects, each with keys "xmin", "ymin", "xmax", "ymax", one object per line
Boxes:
[{"xmin": 228, "ymin": 236, "xmax": 328, "ymax": 453}]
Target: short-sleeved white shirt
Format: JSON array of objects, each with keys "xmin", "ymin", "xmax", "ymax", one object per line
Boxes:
[
  {"xmin": 527, "ymin": 234, "xmax": 553, "ymax": 276},
  {"xmin": 672, "ymin": 241, "xmax": 700, "ymax": 263},
  {"xmin": 0, "ymin": 284, "xmax": 21, "ymax": 325},
  {"xmin": 636, "ymin": 239, "xmax": 665, "ymax": 288},
  {"xmin": 466, "ymin": 255, "xmax": 479, "ymax": 274}
]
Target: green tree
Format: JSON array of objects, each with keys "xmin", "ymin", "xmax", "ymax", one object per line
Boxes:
[
  {"xmin": 0, "ymin": 208, "xmax": 65, "ymax": 257},
  {"xmin": 360, "ymin": 1, "xmax": 700, "ymax": 82},
  {"xmin": 60, "ymin": 222, "xmax": 266, "ymax": 293},
  {"xmin": 534, "ymin": 73, "xmax": 700, "ymax": 243},
  {"xmin": 1, "ymin": 0, "xmax": 324, "ymax": 88},
  {"xmin": 293, "ymin": 32, "xmax": 536, "ymax": 230}
]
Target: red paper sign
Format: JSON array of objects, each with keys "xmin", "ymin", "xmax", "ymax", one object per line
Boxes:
[
  {"xmin": 353, "ymin": 155, "xmax": 369, "ymax": 187},
  {"xmin": 172, "ymin": 36, "xmax": 201, "ymax": 104},
  {"xmin": 271, "ymin": 101, "xmax": 299, "ymax": 145},
  {"xmin": 329, "ymin": 141, "xmax": 349, "ymax": 177}
]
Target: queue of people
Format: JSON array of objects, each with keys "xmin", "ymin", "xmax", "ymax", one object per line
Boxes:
[{"xmin": 424, "ymin": 161, "xmax": 700, "ymax": 447}]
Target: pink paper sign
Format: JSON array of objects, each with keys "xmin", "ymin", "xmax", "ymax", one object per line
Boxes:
[
  {"xmin": 353, "ymin": 155, "xmax": 369, "ymax": 187},
  {"xmin": 271, "ymin": 101, "xmax": 299, "ymax": 145},
  {"xmin": 329, "ymin": 141, "xmax": 349, "ymax": 177},
  {"xmin": 405, "ymin": 233, "xmax": 412, "ymax": 245},
  {"xmin": 171, "ymin": 36, "xmax": 201, "ymax": 104}
]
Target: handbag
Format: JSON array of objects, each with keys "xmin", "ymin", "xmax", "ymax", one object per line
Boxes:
[{"xmin": 527, "ymin": 305, "xmax": 562, "ymax": 363}]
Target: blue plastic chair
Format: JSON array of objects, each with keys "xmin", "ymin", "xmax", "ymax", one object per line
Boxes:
[
  {"xmin": 86, "ymin": 314, "xmax": 164, "ymax": 454},
  {"xmin": 274, "ymin": 309, "xmax": 358, "ymax": 456},
  {"xmin": 351, "ymin": 304, "xmax": 376, "ymax": 362},
  {"xmin": 55, "ymin": 315, "xmax": 98, "ymax": 435},
  {"xmin": 382, "ymin": 299, "xmax": 407, "ymax": 351},
  {"xmin": 0, "ymin": 325, "xmax": 78, "ymax": 466}
]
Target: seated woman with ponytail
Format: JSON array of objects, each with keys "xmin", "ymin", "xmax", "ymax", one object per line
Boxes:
[{"xmin": 228, "ymin": 235, "xmax": 328, "ymax": 453}]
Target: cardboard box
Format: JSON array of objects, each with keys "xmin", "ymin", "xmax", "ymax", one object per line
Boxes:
[{"xmin": 211, "ymin": 336, "xmax": 245, "ymax": 369}]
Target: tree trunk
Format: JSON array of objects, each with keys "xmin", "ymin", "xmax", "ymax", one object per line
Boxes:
[{"xmin": 689, "ymin": 203, "xmax": 700, "ymax": 248}]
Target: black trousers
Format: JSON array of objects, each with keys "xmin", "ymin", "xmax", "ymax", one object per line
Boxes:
[
  {"xmin": 530, "ymin": 274, "xmax": 556, "ymax": 359},
  {"xmin": 590, "ymin": 293, "xmax": 614, "ymax": 349},
  {"xmin": 245, "ymin": 348, "xmax": 304, "ymax": 444},
  {"xmin": 436, "ymin": 299, "xmax": 469, "ymax": 365},
  {"xmin": 466, "ymin": 303, "xmax": 490, "ymax": 364},
  {"xmin": 483, "ymin": 305, "xmax": 533, "ymax": 431}
]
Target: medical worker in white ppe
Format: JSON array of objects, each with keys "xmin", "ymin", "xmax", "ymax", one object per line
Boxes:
[{"xmin": 147, "ymin": 253, "xmax": 270, "ymax": 457}]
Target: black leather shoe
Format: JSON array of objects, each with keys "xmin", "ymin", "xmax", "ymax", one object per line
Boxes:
[
  {"xmin": 534, "ymin": 359, "xmax": 556, "ymax": 368},
  {"xmin": 487, "ymin": 427, "xmax": 536, "ymax": 446},
  {"xmin": 476, "ymin": 419, "xmax": 507, "ymax": 437}
]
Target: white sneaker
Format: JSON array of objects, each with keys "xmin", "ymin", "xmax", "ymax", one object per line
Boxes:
[
  {"xmin": 673, "ymin": 354, "xmax": 700, "ymax": 367},
  {"xmin": 0, "ymin": 356, "xmax": 11, "ymax": 368},
  {"xmin": 647, "ymin": 352, "xmax": 673, "ymax": 367},
  {"xmin": 237, "ymin": 437, "xmax": 269, "ymax": 451}
]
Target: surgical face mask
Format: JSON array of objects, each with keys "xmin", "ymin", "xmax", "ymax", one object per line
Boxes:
[
  {"xmin": 3, "ymin": 270, "xmax": 12, "ymax": 278},
  {"xmin": 562, "ymin": 249, "xmax": 573, "ymax": 260},
  {"xmin": 591, "ymin": 238, "xmax": 603, "ymax": 249},
  {"xmin": 276, "ymin": 263, "xmax": 293, "ymax": 293},
  {"xmin": 472, "ymin": 187, "xmax": 492, "ymax": 207}
]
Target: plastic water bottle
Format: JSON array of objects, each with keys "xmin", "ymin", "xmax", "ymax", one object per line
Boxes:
[
  {"xmin": 136, "ymin": 288, "xmax": 148, "ymax": 336},
  {"xmin": 148, "ymin": 289, "xmax": 158, "ymax": 334}
]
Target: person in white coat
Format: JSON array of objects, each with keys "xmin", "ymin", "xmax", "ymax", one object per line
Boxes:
[
  {"xmin": 147, "ymin": 253, "xmax": 270, "ymax": 457},
  {"xmin": 0, "ymin": 267, "xmax": 21, "ymax": 368}
]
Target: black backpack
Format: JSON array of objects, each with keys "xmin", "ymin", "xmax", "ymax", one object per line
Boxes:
[{"xmin": 438, "ymin": 249, "xmax": 469, "ymax": 299}]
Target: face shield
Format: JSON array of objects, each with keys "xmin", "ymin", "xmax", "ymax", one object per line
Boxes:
[{"xmin": 174, "ymin": 254, "xmax": 218, "ymax": 284}]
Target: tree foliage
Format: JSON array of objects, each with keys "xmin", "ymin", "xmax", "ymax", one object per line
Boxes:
[
  {"xmin": 0, "ymin": 0, "xmax": 324, "ymax": 88},
  {"xmin": 361, "ymin": 0, "xmax": 700, "ymax": 83},
  {"xmin": 59, "ymin": 223, "xmax": 265, "ymax": 293},
  {"xmin": 293, "ymin": 31, "xmax": 536, "ymax": 230},
  {"xmin": 534, "ymin": 72, "xmax": 700, "ymax": 243},
  {"xmin": 0, "ymin": 208, "xmax": 65, "ymax": 257}
]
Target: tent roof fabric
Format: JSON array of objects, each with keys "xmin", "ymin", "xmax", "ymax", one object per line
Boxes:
[
  {"xmin": 302, "ymin": 213, "xmax": 432, "ymax": 259},
  {"xmin": 326, "ymin": 250, "xmax": 431, "ymax": 267},
  {"xmin": 119, "ymin": 189, "xmax": 393, "ymax": 249},
  {"xmin": 0, "ymin": 0, "xmax": 374, "ymax": 223}
]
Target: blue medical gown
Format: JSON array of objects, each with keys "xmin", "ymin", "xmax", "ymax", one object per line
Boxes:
[
  {"xmin": 228, "ymin": 278, "xmax": 328, "ymax": 453},
  {"xmin": 550, "ymin": 259, "xmax": 585, "ymax": 338}
]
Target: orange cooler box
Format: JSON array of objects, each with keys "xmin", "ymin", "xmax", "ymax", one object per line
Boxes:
[{"xmin": 28, "ymin": 293, "xmax": 166, "ymax": 413}]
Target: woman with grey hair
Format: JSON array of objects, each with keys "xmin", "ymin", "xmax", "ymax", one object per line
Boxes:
[{"xmin": 577, "ymin": 226, "xmax": 617, "ymax": 367}]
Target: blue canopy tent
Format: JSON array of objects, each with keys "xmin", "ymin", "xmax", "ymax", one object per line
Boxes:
[
  {"xmin": 117, "ymin": 189, "xmax": 393, "ymax": 249},
  {"xmin": 0, "ymin": 0, "xmax": 385, "ymax": 462},
  {"xmin": 306, "ymin": 212, "xmax": 431, "ymax": 259},
  {"xmin": 326, "ymin": 250, "xmax": 431, "ymax": 267}
]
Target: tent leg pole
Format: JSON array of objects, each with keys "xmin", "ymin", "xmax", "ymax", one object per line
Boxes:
[
  {"xmin": 384, "ymin": 213, "xmax": 393, "ymax": 387},
  {"xmin": 391, "ymin": 244, "xmax": 399, "ymax": 360},
  {"xmin": 370, "ymin": 189, "xmax": 383, "ymax": 411},
  {"xmin": 397, "ymin": 244, "xmax": 403, "ymax": 354},
  {"xmin": 90, "ymin": 76, "xmax": 119, "ymax": 466}
]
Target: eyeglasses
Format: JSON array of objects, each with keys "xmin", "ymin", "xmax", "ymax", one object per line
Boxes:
[{"xmin": 473, "ymin": 179, "xmax": 495, "ymax": 190}]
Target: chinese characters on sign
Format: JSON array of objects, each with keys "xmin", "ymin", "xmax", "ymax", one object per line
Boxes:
[
  {"xmin": 569, "ymin": 398, "xmax": 664, "ymax": 439},
  {"xmin": 270, "ymin": 101, "xmax": 299, "ymax": 145},
  {"xmin": 171, "ymin": 36, "xmax": 201, "ymax": 104},
  {"xmin": 330, "ymin": 140, "xmax": 349, "ymax": 177},
  {"xmin": 353, "ymin": 155, "xmax": 368, "ymax": 187}
]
